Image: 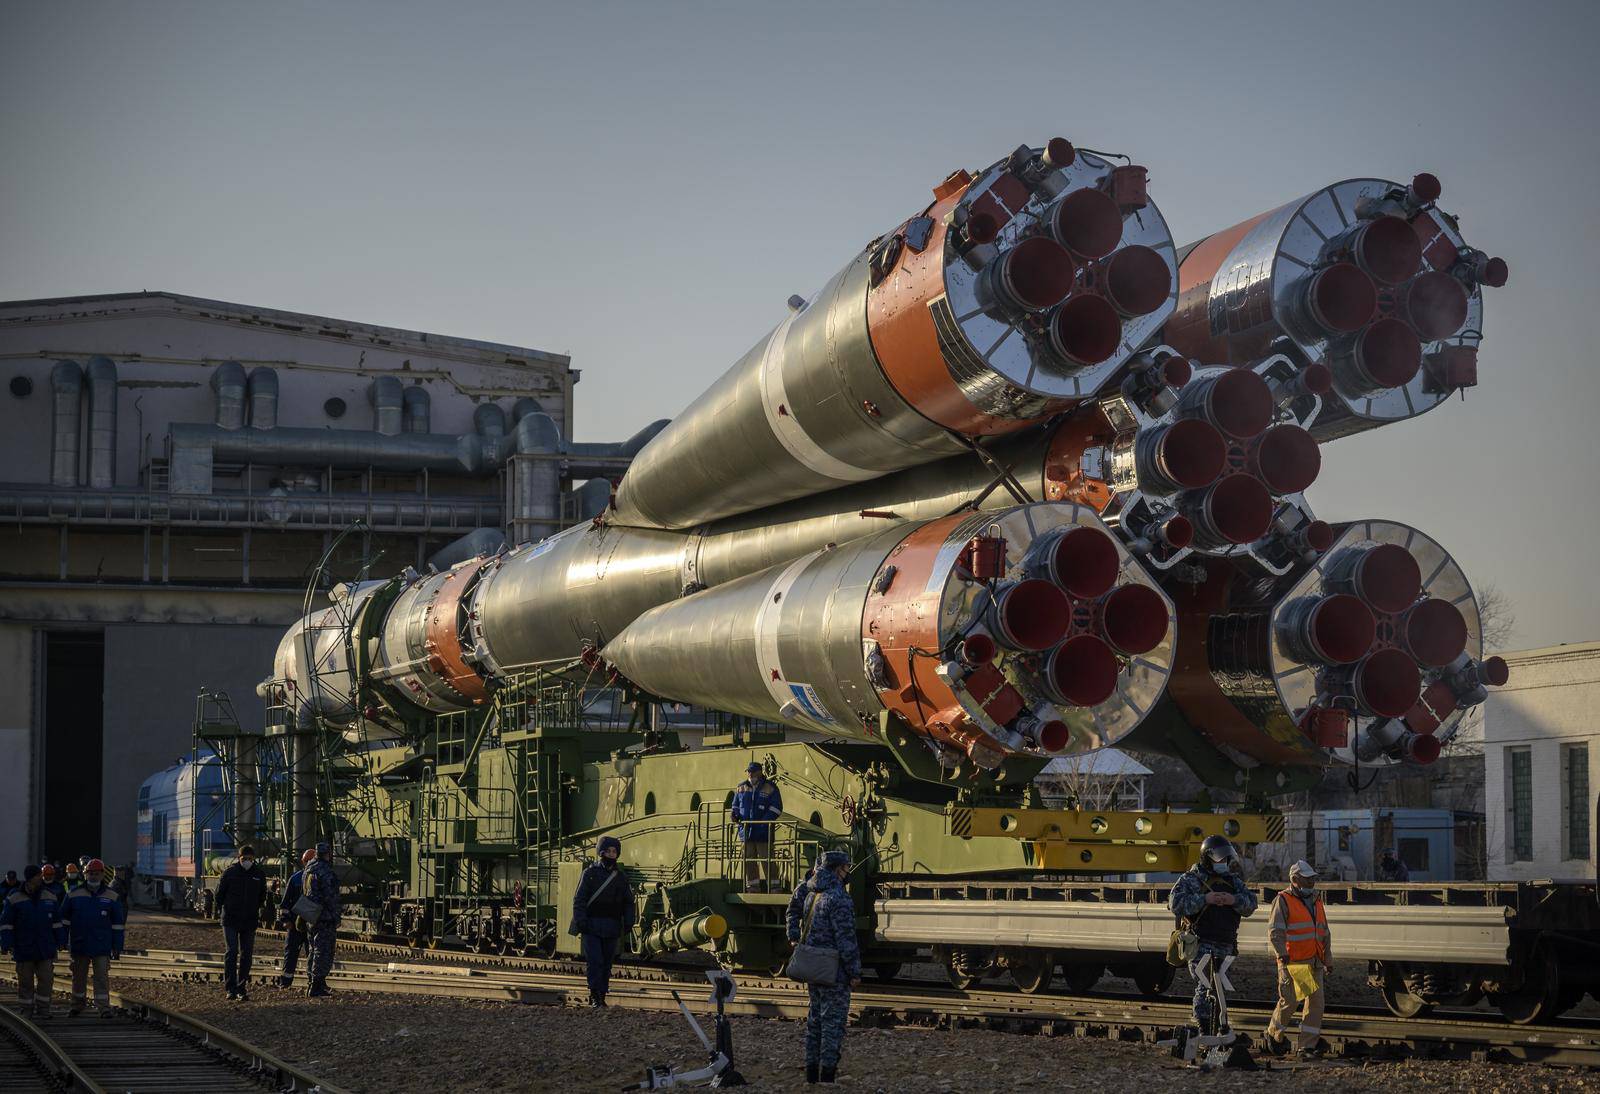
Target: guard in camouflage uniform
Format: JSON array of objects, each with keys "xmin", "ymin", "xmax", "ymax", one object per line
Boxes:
[
  {"xmin": 1167, "ymin": 835, "xmax": 1258, "ymax": 1037},
  {"xmin": 785, "ymin": 850, "xmax": 859, "ymax": 1084},
  {"xmin": 303, "ymin": 842, "xmax": 341, "ymax": 998}
]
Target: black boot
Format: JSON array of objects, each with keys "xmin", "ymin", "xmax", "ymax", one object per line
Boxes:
[
  {"xmin": 806, "ymin": 1063, "xmax": 819, "ymax": 1084},
  {"xmin": 819, "ymin": 1066, "xmax": 836, "ymax": 1083}
]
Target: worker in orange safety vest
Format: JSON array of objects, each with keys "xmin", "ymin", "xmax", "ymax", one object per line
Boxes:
[{"xmin": 1264, "ymin": 859, "xmax": 1331, "ymax": 1058}]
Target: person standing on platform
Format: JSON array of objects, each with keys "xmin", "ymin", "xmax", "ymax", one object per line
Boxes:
[
  {"xmin": 1, "ymin": 864, "xmax": 67, "ymax": 1018},
  {"xmin": 569, "ymin": 835, "xmax": 635, "ymax": 1007},
  {"xmin": 1264, "ymin": 860, "xmax": 1332, "ymax": 1059},
  {"xmin": 216, "ymin": 846, "xmax": 267, "ymax": 1001},
  {"xmin": 63, "ymin": 859, "xmax": 123, "ymax": 1016},
  {"xmin": 1378, "ymin": 847, "xmax": 1410, "ymax": 883},
  {"xmin": 276, "ymin": 849, "xmax": 316, "ymax": 988},
  {"xmin": 732, "ymin": 761, "xmax": 783, "ymax": 893},
  {"xmin": 303, "ymin": 842, "xmax": 341, "ymax": 998}
]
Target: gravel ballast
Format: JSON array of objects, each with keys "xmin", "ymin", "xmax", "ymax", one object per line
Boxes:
[{"xmin": 102, "ymin": 913, "xmax": 1597, "ymax": 1092}]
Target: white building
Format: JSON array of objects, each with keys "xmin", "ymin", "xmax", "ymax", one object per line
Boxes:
[
  {"xmin": 1483, "ymin": 642, "xmax": 1599, "ymax": 881},
  {"xmin": 1035, "ymin": 749, "xmax": 1151, "ymax": 811}
]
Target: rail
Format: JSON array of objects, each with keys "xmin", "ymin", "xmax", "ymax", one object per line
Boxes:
[{"xmin": 102, "ymin": 946, "xmax": 1600, "ymax": 1068}]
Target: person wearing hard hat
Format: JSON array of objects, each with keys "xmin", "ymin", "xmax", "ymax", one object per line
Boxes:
[
  {"xmin": 63, "ymin": 859, "xmax": 124, "ymax": 1016},
  {"xmin": 275, "ymin": 849, "xmax": 318, "ymax": 989},
  {"xmin": 1, "ymin": 864, "xmax": 67, "ymax": 1018},
  {"xmin": 1264, "ymin": 860, "xmax": 1332, "ymax": 1058},
  {"xmin": 732, "ymin": 760, "xmax": 784, "ymax": 893},
  {"xmin": 1166, "ymin": 834, "xmax": 1259, "ymax": 1040},
  {"xmin": 569, "ymin": 835, "xmax": 636, "ymax": 1007}
]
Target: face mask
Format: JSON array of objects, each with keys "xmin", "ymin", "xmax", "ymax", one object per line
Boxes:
[
  {"xmin": 1293, "ymin": 883, "xmax": 1315, "ymax": 897},
  {"xmin": 1210, "ymin": 860, "xmax": 1230, "ymax": 875},
  {"xmin": 240, "ymin": 859, "xmax": 255, "ymax": 870}
]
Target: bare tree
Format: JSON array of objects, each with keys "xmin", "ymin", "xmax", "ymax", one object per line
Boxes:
[{"xmin": 1476, "ymin": 582, "xmax": 1517, "ymax": 652}]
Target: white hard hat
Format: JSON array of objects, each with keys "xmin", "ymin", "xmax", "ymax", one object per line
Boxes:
[{"xmin": 1290, "ymin": 859, "xmax": 1318, "ymax": 879}]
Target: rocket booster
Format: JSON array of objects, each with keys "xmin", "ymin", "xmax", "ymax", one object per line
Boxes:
[
  {"xmin": 1163, "ymin": 175, "xmax": 1507, "ymax": 441},
  {"xmin": 611, "ymin": 140, "xmax": 1177, "ymax": 530}
]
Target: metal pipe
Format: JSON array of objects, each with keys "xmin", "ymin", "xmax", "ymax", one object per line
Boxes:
[
  {"xmin": 402, "ymin": 385, "xmax": 431, "ymax": 434},
  {"xmin": 638, "ymin": 912, "xmax": 729, "ymax": 957},
  {"xmin": 510, "ymin": 397, "xmax": 541, "ymax": 427},
  {"xmin": 232, "ymin": 736, "xmax": 259, "ymax": 844},
  {"xmin": 510, "ymin": 412, "xmax": 562, "ymax": 545},
  {"xmin": 246, "ymin": 367, "xmax": 278, "ymax": 430},
  {"xmin": 49, "ymin": 359, "xmax": 82, "ymax": 488},
  {"xmin": 0, "ymin": 487, "xmax": 499, "ymax": 528},
  {"xmin": 210, "ymin": 361, "xmax": 247, "ymax": 430},
  {"xmin": 169, "ymin": 421, "xmax": 484, "ymax": 482},
  {"xmin": 85, "ymin": 355, "xmax": 118, "ymax": 489},
  {"xmin": 369, "ymin": 375, "xmax": 403, "ymax": 436}
]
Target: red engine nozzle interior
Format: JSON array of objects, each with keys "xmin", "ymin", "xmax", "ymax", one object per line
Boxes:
[
  {"xmin": 1184, "ymin": 474, "xmax": 1274, "ymax": 546},
  {"xmin": 1051, "ymin": 294, "xmax": 1124, "ymax": 365},
  {"xmin": 1145, "ymin": 419, "xmax": 1228, "ymax": 492},
  {"xmin": 1046, "ymin": 526, "xmax": 1121, "ymax": 600},
  {"xmin": 1050, "ymin": 188, "xmax": 1124, "ymax": 260},
  {"xmin": 1183, "ymin": 368, "xmax": 1275, "ymax": 441},
  {"xmin": 1349, "ymin": 543, "xmax": 1423, "ymax": 614},
  {"xmin": 1400, "ymin": 270, "xmax": 1470, "ymax": 341},
  {"xmin": 1402, "ymin": 598, "xmax": 1469, "ymax": 668},
  {"xmin": 1306, "ymin": 262, "xmax": 1378, "ymax": 333},
  {"xmin": 990, "ymin": 579, "xmax": 1072, "ymax": 651},
  {"xmin": 1098, "ymin": 584, "xmax": 1169, "ymax": 656},
  {"xmin": 1044, "ymin": 634, "xmax": 1120, "ymax": 708},
  {"xmin": 993, "ymin": 237, "xmax": 1077, "ymax": 312},
  {"xmin": 1250, "ymin": 423, "xmax": 1322, "ymax": 495},
  {"xmin": 1353, "ymin": 318, "xmax": 1424, "ymax": 391},
  {"xmin": 1104, "ymin": 245, "xmax": 1171, "ymax": 317},
  {"xmin": 1352, "ymin": 216, "xmax": 1424, "ymax": 285},
  {"xmin": 1353, "ymin": 647, "xmax": 1423, "ymax": 717},
  {"xmin": 1284, "ymin": 593, "xmax": 1377, "ymax": 665}
]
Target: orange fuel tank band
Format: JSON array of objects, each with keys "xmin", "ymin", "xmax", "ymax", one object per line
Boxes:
[
  {"xmin": 866, "ymin": 183, "xmax": 1071, "ymax": 437},
  {"xmin": 861, "ymin": 513, "xmax": 971, "ymax": 731},
  {"xmin": 1163, "ymin": 209, "xmax": 1275, "ymax": 364},
  {"xmin": 1040, "ymin": 412, "xmax": 1116, "ymax": 512},
  {"xmin": 424, "ymin": 558, "xmax": 489, "ymax": 705}
]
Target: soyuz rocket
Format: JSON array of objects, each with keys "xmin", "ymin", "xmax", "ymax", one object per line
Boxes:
[{"xmin": 266, "ymin": 138, "xmax": 1511, "ymax": 791}]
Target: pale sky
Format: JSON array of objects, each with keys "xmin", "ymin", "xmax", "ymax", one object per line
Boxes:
[{"xmin": 3, "ymin": 1, "xmax": 1596, "ymax": 649}]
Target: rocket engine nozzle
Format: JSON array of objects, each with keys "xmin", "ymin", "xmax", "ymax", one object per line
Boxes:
[
  {"xmin": 1276, "ymin": 594, "xmax": 1377, "ymax": 665},
  {"xmin": 1178, "ymin": 368, "xmax": 1275, "ymax": 441},
  {"xmin": 1043, "ymin": 634, "xmax": 1121, "ymax": 708},
  {"xmin": 1049, "ymin": 188, "xmax": 1124, "ymax": 259},
  {"xmin": 1050, "ymin": 295, "xmax": 1125, "ymax": 365},
  {"xmin": 1350, "ymin": 215, "xmax": 1424, "ymax": 286},
  {"xmin": 1134, "ymin": 419, "xmax": 1228, "ymax": 495},
  {"xmin": 982, "ymin": 237, "xmax": 1077, "ymax": 313},
  {"xmin": 1248, "ymin": 423, "xmax": 1321, "ymax": 496},
  {"xmin": 1035, "ymin": 525, "xmax": 1121, "ymax": 599},
  {"xmin": 989, "ymin": 579, "xmax": 1073, "ymax": 651},
  {"xmin": 1180, "ymin": 474, "xmax": 1275, "ymax": 547}
]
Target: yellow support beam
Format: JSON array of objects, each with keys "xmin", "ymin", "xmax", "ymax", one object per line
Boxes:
[{"xmin": 949, "ymin": 806, "xmax": 1284, "ymax": 873}]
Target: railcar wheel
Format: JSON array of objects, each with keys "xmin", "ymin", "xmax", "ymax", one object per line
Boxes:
[
  {"xmin": 1060, "ymin": 961, "xmax": 1104, "ymax": 994},
  {"xmin": 1132, "ymin": 961, "xmax": 1174, "ymax": 998},
  {"xmin": 1008, "ymin": 949, "xmax": 1053, "ymax": 994},
  {"xmin": 1380, "ymin": 981, "xmax": 1432, "ymax": 1018},
  {"xmin": 1491, "ymin": 947, "xmax": 1560, "ymax": 1025}
]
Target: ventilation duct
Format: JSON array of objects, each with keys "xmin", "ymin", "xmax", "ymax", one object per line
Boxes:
[
  {"xmin": 402, "ymin": 386, "xmax": 431, "ymax": 434},
  {"xmin": 210, "ymin": 360, "xmax": 247, "ymax": 430},
  {"xmin": 247, "ymin": 367, "xmax": 278, "ymax": 430},
  {"xmin": 369, "ymin": 375, "xmax": 403, "ymax": 436},
  {"xmin": 49, "ymin": 359, "xmax": 82, "ymax": 488},
  {"xmin": 86, "ymin": 356, "xmax": 118, "ymax": 490}
]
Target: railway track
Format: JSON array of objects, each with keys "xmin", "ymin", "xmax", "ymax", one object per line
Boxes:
[
  {"xmin": 110, "ymin": 946, "xmax": 1600, "ymax": 1068},
  {"xmin": 0, "ymin": 993, "xmax": 346, "ymax": 1092}
]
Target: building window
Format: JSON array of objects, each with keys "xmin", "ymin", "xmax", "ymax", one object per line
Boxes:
[
  {"xmin": 1509, "ymin": 748, "xmax": 1533, "ymax": 862},
  {"xmin": 1398, "ymin": 836, "xmax": 1430, "ymax": 873},
  {"xmin": 1565, "ymin": 744, "xmax": 1591, "ymax": 861}
]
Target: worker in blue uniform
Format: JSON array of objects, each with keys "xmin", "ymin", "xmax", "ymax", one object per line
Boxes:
[
  {"xmin": 2, "ymin": 864, "xmax": 68, "ymax": 1017},
  {"xmin": 569, "ymin": 835, "xmax": 635, "ymax": 1007},
  {"xmin": 786, "ymin": 850, "xmax": 860, "ymax": 1084},
  {"xmin": 303, "ymin": 842, "xmax": 341, "ymax": 998},
  {"xmin": 731, "ymin": 760, "xmax": 783, "ymax": 892},
  {"xmin": 276, "ymin": 848, "xmax": 317, "ymax": 988},
  {"xmin": 63, "ymin": 858, "xmax": 124, "ymax": 1016}
]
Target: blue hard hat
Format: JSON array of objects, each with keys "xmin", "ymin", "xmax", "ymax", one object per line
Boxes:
[{"xmin": 315, "ymin": 841, "xmax": 332, "ymax": 857}]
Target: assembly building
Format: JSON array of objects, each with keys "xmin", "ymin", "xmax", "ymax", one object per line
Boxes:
[{"xmin": 0, "ymin": 291, "xmax": 652, "ymax": 869}]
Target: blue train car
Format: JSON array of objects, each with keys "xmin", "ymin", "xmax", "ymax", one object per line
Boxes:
[{"xmin": 134, "ymin": 752, "xmax": 232, "ymax": 909}]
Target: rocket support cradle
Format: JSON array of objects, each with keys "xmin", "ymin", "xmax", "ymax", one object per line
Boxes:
[{"xmin": 263, "ymin": 141, "xmax": 1510, "ymax": 789}]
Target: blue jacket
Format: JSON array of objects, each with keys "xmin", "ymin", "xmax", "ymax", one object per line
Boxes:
[
  {"xmin": 303, "ymin": 859, "xmax": 341, "ymax": 925},
  {"xmin": 1, "ymin": 888, "xmax": 67, "ymax": 962},
  {"xmin": 64, "ymin": 882, "xmax": 125, "ymax": 957},
  {"xmin": 731, "ymin": 777, "xmax": 783, "ymax": 842},
  {"xmin": 785, "ymin": 869, "xmax": 860, "ymax": 981},
  {"xmin": 571, "ymin": 860, "xmax": 636, "ymax": 939},
  {"xmin": 1167, "ymin": 863, "xmax": 1258, "ymax": 948},
  {"xmin": 278, "ymin": 869, "xmax": 305, "ymax": 921}
]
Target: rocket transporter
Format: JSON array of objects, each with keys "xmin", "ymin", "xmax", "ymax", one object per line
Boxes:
[{"xmin": 215, "ymin": 134, "xmax": 1600, "ymax": 1028}]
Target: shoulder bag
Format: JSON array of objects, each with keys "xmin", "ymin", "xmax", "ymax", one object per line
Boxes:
[{"xmin": 783, "ymin": 892, "xmax": 840, "ymax": 987}]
